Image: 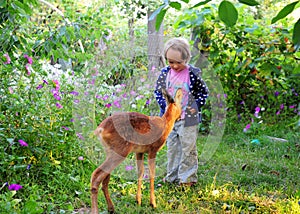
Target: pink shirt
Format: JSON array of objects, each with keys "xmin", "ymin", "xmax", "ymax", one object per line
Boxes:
[{"xmin": 166, "ymin": 67, "xmax": 190, "ymax": 119}]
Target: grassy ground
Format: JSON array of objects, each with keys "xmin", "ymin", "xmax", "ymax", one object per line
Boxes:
[
  {"xmin": 1, "ymin": 119, "xmax": 299, "ymax": 213},
  {"xmin": 79, "ymin": 119, "xmax": 299, "ymax": 214}
]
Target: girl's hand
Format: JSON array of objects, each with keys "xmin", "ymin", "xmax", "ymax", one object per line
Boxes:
[{"xmin": 187, "ymin": 106, "xmax": 197, "ymax": 114}]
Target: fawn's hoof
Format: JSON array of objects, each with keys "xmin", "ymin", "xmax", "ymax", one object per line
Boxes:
[{"xmin": 150, "ymin": 203, "xmax": 157, "ymax": 208}]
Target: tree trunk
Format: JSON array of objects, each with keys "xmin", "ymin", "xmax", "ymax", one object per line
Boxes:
[
  {"xmin": 128, "ymin": 17, "xmax": 135, "ymax": 61},
  {"xmin": 147, "ymin": 10, "xmax": 164, "ymax": 74}
]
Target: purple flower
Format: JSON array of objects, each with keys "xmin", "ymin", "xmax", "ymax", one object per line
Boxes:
[
  {"xmin": 243, "ymin": 124, "xmax": 251, "ymax": 132},
  {"xmin": 27, "ymin": 164, "xmax": 31, "ymax": 170},
  {"xmin": 8, "ymin": 87, "xmax": 13, "ymax": 94},
  {"xmin": 240, "ymin": 101, "xmax": 245, "ymax": 105},
  {"xmin": 53, "ymin": 80, "xmax": 60, "ymax": 90},
  {"xmin": 36, "ymin": 84, "xmax": 43, "ymax": 90},
  {"xmin": 74, "ymin": 99, "xmax": 80, "ymax": 104},
  {"xmin": 224, "ymin": 94, "xmax": 228, "ymax": 99},
  {"xmin": 88, "ymin": 79, "xmax": 95, "ymax": 85},
  {"xmin": 255, "ymin": 107, "xmax": 260, "ymax": 113},
  {"xmin": 151, "ymin": 65, "xmax": 156, "ymax": 71},
  {"xmin": 43, "ymin": 80, "xmax": 49, "ymax": 85},
  {"xmin": 146, "ymin": 99, "xmax": 150, "ymax": 105},
  {"xmin": 24, "ymin": 54, "xmax": 33, "ymax": 64},
  {"xmin": 76, "ymin": 133, "xmax": 84, "ymax": 140},
  {"xmin": 276, "ymin": 110, "xmax": 280, "ymax": 115},
  {"xmin": 137, "ymin": 95, "xmax": 144, "ymax": 99},
  {"xmin": 78, "ymin": 156, "xmax": 84, "ymax": 161},
  {"xmin": 102, "ymin": 95, "xmax": 109, "ymax": 101},
  {"xmin": 56, "ymin": 103, "xmax": 63, "ymax": 109},
  {"xmin": 125, "ymin": 165, "xmax": 134, "ymax": 171},
  {"xmin": 8, "ymin": 184, "xmax": 23, "ymax": 191},
  {"xmin": 274, "ymin": 91, "xmax": 279, "ymax": 97},
  {"xmin": 62, "ymin": 126, "xmax": 70, "ymax": 131},
  {"xmin": 3, "ymin": 53, "xmax": 11, "ymax": 64},
  {"xmin": 113, "ymin": 100, "xmax": 121, "ymax": 108},
  {"xmin": 18, "ymin": 139, "xmax": 28, "ymax": 147},
  {"xmin": 289, "ymin": 105, "xmax": 295, "ymax": 109},
  {"xmin": 25, "ymin": 64, "xmax": 31, "ymax": 75},
  {"xmin": 280, "ymin": 104, "xmax": 284, "ymax": 110},
  {"xmin": 70, "ymin": 91, "xmax": 79, "ymax": 96},
  {"xmin": 105, "ymin": 103, "xmax": 112, "ymax": 108},
  {"xmin": 53, "ymin": 93, "xmax": 61, "ymax": 101},
  {"xmin": 254, "ymin": 107, "xmax": 261, "ymax": 118}
]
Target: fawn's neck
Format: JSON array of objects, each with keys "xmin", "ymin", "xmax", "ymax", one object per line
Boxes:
[{"xmin": 162, "ymin": 110, "xmax": 178, "ymax": 138}]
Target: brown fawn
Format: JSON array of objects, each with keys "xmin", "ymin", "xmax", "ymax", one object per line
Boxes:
[{"xmin": 91, "ymin": 88, "xmax": 182, "ymax": 213}]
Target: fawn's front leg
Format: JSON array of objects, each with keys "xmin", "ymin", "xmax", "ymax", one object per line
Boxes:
[
  {"xmin": 136, "ymin": 153, "xmax": 144, "ymax": 205},
  {"xmin": 148, "ymin": 154, "xmax": 157, "ymax": 208}
]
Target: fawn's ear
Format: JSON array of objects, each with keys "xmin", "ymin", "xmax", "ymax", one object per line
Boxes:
[
  {"xmin": 162, "ymin": 88, "xmax": 174, "ymax": 105},
  {"xmin": 174, "ymin": 88, "xmax": 183, "ymax": 105}
]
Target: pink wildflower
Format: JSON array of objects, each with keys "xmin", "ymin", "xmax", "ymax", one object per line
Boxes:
[
  {"xmin": 24, "ymin": 54, "xmax": 33, "ymax": 64},
  {"xmin": 243, "ymin": 124, "xmax": 251, "ymax": 132},
  {"xmin": 8, "ymin": 184, "xmax": 23, "ymax": 191},
  {"xmin": 3, "ymin": 53, "xmax": 11, "ymax": 64},
  {"xmin": 113, "ymin": 100, "xmax": 121, "ymax": 108},
  {"xmin": 25, "ymin": 64, "xmax": 31, "ymax": 75},
  {"xmin": 105, "ymin": 103, "xmax": 112, "ymax": 108},
  {"xmin": 125, "ymin": 165, "xmax": 134, "ymax": 171},
  {"xmin": 56, "ymin": 103, "xmax": 63, "ymax": 109},
  {"xmin": 18, "ymin": 139, "xmax": 28, "ymax": 147}
]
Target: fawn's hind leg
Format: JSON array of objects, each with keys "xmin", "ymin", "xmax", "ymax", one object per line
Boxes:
[{"xmin": 91, "ymin": 154, "xmax": 125, "ymax": 214}]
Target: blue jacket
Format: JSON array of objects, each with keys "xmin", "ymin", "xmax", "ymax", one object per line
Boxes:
[{"xmin": 154, "ymin": 65, "xmax": 209, "ymax": 127}]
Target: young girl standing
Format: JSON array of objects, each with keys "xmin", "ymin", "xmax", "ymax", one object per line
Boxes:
[{"xmin": 155, "ymin": 37, "xmax": 209, "ymax": 186}]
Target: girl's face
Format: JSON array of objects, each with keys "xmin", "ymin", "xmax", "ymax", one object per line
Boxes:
[{"xmin": 166, "ymin": 48, "xmax": 187, "ymax": 72}]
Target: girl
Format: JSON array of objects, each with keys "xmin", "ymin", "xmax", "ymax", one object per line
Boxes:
[{"xmin": 155, "ymin": 37, "xmax": 209, "ymax": 186}]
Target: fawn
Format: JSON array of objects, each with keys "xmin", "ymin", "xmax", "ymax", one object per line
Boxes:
[{"xmin": 91, "ymin": 88, "xmax": 183, "ymax": 213}]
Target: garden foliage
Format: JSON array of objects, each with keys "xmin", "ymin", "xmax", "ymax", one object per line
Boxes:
[{"xmin": 0, "ymin": 0, "xmax": 299, "ymax": 212}]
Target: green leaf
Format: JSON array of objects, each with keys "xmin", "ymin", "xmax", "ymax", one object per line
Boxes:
[
  {"xmin": 271, "ymin": 1, "xmax": 299, "ymax": 24},
  {"xmin": 191, "ymin": 0, "xmax": 212, "ymax": 9},
  {"xmin": 292, "ymin": 18, "xmax": 300, "ymax": 51},
  {"xmin": 238, "ymin": 0, "xmax": 259, "ymax": 6},
  {"xmin": 149, "ymin": 4, "xmax": 167, "ymax": 21},
  {"xmin": 180, "ymin": 0, "xmax": 189, "ymax": 3},
  {"xmin": 169, "ymin": 2, "xmax": 181, "ymax": 10},
  {"xmin": 218, "ymin": 1, "xmax": 238, "ymax": 27},
  {"xmin": 155, "ymin": 9, "xmax": 167, "ymax": 31},
  {"xmin": 0, "ymin": 0, "xmax": 6, "ymax": 7}
]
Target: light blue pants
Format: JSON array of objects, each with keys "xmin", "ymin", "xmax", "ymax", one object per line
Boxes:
[{"xmin": 165, "ymin": 120, "xmax": 198, "ymax": 184}]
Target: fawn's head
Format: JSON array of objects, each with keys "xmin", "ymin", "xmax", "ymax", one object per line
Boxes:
[{"xmin": 162, "ymin": 88, "xmax": 183, "ymax": 121}]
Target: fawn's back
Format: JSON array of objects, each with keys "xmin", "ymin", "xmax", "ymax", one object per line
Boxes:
[{"xmin": 97, "ymin": 112, "xmax": 167, "ymax": 154}]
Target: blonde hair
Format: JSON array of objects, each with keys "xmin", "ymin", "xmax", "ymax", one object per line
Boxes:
[{"xmin": 164, "ymin": 37, "xmax": 191, "ymax": 63}]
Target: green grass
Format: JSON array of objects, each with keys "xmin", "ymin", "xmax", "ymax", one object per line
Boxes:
[
  {"xmin": 1, "ymin": 118, "xmax": 299, "ymax": 213},
  {"xmin": 79, "ymin": 119, "xmax": 299, "ymax": 214}
]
